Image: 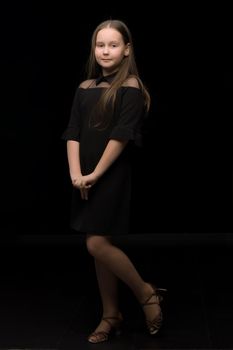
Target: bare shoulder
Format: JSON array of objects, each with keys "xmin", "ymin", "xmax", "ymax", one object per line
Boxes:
[
  {"xmin": 79, "ymin": 79, "xmax": 95, "ymax": 89},
  {"xmin": 122, "ymin": 76, "xmax": 140, "ymax": 89}
]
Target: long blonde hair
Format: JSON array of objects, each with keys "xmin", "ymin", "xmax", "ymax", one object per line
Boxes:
[{"xmin": 86, "ymin": 20, "xmax": 150, "ymax": 127}]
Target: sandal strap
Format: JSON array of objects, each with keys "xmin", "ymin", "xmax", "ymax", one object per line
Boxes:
[
  {"xmin": 142, "ymin": 293, "xmax": 161, "ymax": 307},
  {"xmin": 142, "ymin": 291, "xmax": 156, "ymax": 306},
  {"xmin": 146, "ymin": 312, "xmax": 163, "ymax": 331},
  {"xmin": 141, "ymin": 285, "xmax": 167, "ymax": 307},
  {"xmin": 102, "ymin": 316, "xmax": 122, "ymax": 328},
  {"xmin": 88, "ymin": 331, "xmax": 109, "ymax": 342},
  {"xmin": 88, "ymin": 315, "xmax": 123, "ymax": 343}
]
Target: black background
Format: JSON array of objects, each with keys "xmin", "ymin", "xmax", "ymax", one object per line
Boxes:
[
  {"xmin": 1, "ymin": 2, "xmax": 232, "ymax": 237},
  {"xmin": 0, "ymin": 5, "xmax": 233, "ymax": 348}
]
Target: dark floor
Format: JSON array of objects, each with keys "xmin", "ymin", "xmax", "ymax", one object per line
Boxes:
[{"xmin": 0, "ymin": 233, "xmax": 233, "ymax": 349}]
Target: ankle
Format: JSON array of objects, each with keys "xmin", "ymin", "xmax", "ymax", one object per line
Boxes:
[
  {"xmin": 136, "ymin": 282, "xmax": 153, "ymax": 304},
  {"xmin": 102, "ymin": 310, "xmax": 121, "ymax": 319}
]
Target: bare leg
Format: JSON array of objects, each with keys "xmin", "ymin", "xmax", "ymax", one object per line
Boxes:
[
  {"xmin": 86, "ymin": 235, "xmax": 161, "ymax": 326},
  {"xmin": 95, "ymin": 259, "xmax": 119, "ymax": 315},
  {"xmin": 88, "ymin": 259, "xmax": 122, "ymax": 342}
]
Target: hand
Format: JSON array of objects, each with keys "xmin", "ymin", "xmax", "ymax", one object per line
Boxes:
[{"xmin": 72, "ymin": 172, "xmax": 98, "ymax": 200}]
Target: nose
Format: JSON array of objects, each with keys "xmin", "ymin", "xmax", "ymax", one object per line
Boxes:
[{"xmin": 103, "ymin": 46, "xmax": 109, "ymax": 54}]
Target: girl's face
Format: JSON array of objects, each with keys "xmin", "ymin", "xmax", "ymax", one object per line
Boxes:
[{"xmin": 95, "ymin": 27, "xmax": 129, "ymax": 75}]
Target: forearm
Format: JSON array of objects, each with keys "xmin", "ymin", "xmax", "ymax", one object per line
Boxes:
[
  {"xmin": 67, "ymin": 140, "xmax": 82, "ymax": 179},
  {"xmin": 93, "ymin": 139, "xmax": 128, "ymax": 179}
]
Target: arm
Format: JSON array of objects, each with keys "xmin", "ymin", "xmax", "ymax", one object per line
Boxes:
[
  {"xmin": 78, "ymin": 139, "xmax": 128, "ymax": 200},
  {"xmin": 79, "ymin": 85, "xmax": 145, "ymax": 197},
  {"xmin": 67, "ymin": 140, "xmax": 82, "ymax": 185},
  {"xmin": 78, "ymin": 82, "xmax": 145, "ymax": 199},
  {"xmin": 93, "ymin": 139, "xmax": 128, "ymax": 179}
]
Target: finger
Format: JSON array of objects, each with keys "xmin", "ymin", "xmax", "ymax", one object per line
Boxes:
[
  {"xmin": 84, "ymin": 184, "xmax": 92, "ymax": 189},
  {"xmin": 83, "ymin": 188, "xmax": 89, "ymax": 200},
  {"xmin": 80, "ymin": 187, "xmax": 88, "ymax": 200},
  {"xmin": 80, "ymin": 188, "xmax": 85, "ymax": 200},
  {"xmin": 72, "ymin": 179, "xmax": 77, "ymax": 186},
  {"xmin": 73, "ymin": 182, "xmax": 80, "ymax": 189}
]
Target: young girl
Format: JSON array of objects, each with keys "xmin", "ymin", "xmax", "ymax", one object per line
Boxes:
[{"xmin": 62, "ymin": 19, "xmax": 166, "ymax": 344}]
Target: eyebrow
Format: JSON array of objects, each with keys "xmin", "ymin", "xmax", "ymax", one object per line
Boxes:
[{"xmin": 96, "ymin": 40, "xmax": 120, "ymax": 44}]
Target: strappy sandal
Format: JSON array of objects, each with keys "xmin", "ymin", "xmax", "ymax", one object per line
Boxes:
[
  {"xmin": 87, "ymin": 313, "xmax": 123, "ymax": 343},
  {"xmin": 141, "ymin": 284, "xmax": 167, "ymax": 335}
]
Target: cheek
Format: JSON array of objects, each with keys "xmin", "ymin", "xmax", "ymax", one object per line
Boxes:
[
  {"xmin": 94, "ymin": 48, "xmax": 100, "ymax": 58},
  {"xmin": 114, "ymin": 52, "xmax": 125, "ymax": 62}
]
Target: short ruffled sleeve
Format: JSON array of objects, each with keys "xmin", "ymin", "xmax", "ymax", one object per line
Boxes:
[
  {"xmin": 110, "ymin": 87, "xmax": 146, "ymax": 146},
  {"xmin": 61, "ymin": 88, "xmax": 81, "ymax": 142}
]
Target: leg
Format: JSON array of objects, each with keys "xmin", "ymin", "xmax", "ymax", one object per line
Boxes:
[
  {"xmin": 86, "ymin": 235, "xmax": 161, "ymax": 330},
  {"xmin": 87, "ymin": 242, "xmax": 122, "ymax": 343},
  {"xmin": 95, "ymin": 259, "xmax": 119, "ymax": 316}
]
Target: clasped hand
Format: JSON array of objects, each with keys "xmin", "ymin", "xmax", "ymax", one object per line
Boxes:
[{"xmin": 71, "ymin": 173, "xmax": 98, "ymax": 200}]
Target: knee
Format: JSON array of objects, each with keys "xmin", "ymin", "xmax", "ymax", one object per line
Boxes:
[{"xmin": 86, "ymin": 235, "xmax": 108, "ymax": 257}]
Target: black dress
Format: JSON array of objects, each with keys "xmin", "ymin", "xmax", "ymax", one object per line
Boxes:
[{"xmin": 62, "ymin": 75, "xmax": 146, "ymax": 235}]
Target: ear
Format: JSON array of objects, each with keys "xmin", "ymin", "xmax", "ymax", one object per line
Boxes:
[{"xmin": 124, "ymin": 43, "xmax": 130, "ymax": 56}]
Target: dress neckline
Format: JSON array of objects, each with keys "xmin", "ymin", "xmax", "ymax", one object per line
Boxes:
[{"xmin": 95, "ymin": 71, "xmax": 118, "ymax": 85}]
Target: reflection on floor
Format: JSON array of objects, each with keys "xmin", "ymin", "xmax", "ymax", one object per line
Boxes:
[{"xmin": 0, "ymin": 233, "xmax": 233, "ymax": 349}]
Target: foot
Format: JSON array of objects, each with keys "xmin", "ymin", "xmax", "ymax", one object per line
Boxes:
[
  {"xmin": 140, "ymin": 283, "xmax": 161, "ymax": 324},
  {"xmin": 87, "ymin": 312, "xmax": 123, "ymax": 343},
  {"xmin": 139, "ymin": 282, "xmax": 166, "ymax": 335}
]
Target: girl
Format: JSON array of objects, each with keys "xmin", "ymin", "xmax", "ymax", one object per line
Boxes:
[{"xmin": 62, "ymin": 19, "xmax": 166, "ymax": 344}]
